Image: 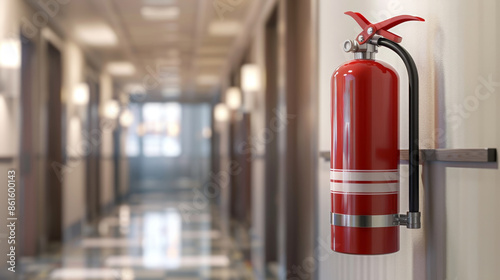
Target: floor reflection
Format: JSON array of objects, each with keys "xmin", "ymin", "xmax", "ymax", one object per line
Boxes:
[
  {"xmin": 18, "ymin": 190, "xmax": 249, "ymax": 280},
  {"xmin": 142, "ymin": 209, "xmax": 182, "ymax": 269}
]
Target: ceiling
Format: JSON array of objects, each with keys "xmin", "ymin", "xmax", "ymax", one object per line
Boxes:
[{"xmin": 26, "ymin": 0, "xmax": 257, "ymax": 101}]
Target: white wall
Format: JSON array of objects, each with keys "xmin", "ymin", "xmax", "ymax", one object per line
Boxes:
[
  {"xmin": 0, "ymin": 96, "xmax": 17, "ymax": 156},
  {"xmin": 100, "ymin": 72, "xmax": 115, "ymax": 209},
  {"xmin": 0, "ymin": 0, "xmax": 32, "ymax": 271},
  {"xmin": 233, "ymin": 1, "xmax": 280, "ymax": 278},
  {"xmin": 249, "ymin": 28, "xmax": 268, "ymax": 280},
  {"xmin": 62, "ymin": 41, "xmax": 87, "ymax": 230},
  {"xmin": 0, "ymin": 0, "xmax": 23, "ymax": 155},
  {"xmin": 318, "ymin": 0, "xmax": 500, "ymax": 279},
  {"xmin": 119, "ymin": 127, "xmax": 129, "ymax": 199}
]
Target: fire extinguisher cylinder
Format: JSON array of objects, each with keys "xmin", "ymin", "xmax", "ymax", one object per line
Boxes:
[{"xmin": 330, "ymin": 11, "xmax": 424, "ymax": 255}]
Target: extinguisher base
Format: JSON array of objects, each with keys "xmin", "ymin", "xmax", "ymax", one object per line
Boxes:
[{"xmin": 331, "ymin": 225, "xmax": 400, "ymax": 255}]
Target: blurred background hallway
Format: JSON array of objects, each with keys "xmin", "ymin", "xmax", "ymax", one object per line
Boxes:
[{"xmin": 0, "ymin": 0, "xmax": 317, "ymax": 278}]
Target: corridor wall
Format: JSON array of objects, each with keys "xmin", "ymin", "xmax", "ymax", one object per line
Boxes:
[
  {"xmin": 317, "ymin": 0, "xmax": 500, "ymax": 279},
  {"xmin": 62, "ymin": 40, "xmax": 87, "ymax": 240},
  {"xmin": 0, "ymin": 1, "xmax": 25, "ymax": 271},
  {"xmin": 99, "ymin": 72, "xmax": 116, "ymax": 210},
  {"xmin": 0, "ymin": 0, "xmax": 121, "ymax": 270}
]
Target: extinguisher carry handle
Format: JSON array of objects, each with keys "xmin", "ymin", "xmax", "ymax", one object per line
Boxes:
[{"xmin": 345, "ymin": 11, "xmax": 424, "ymax": 44}]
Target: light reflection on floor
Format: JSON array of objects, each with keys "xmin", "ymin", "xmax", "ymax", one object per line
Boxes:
[
  {"xmin": 104, "ymin": 255, "xmax": 230, "ymax": 268},
  {"xmin": 17, "ymin": 191, "xmax": 249, "ymax": 280},
  {"xmin": 142, "ymin": 210, "xmax": 182, "ymax": 269}
]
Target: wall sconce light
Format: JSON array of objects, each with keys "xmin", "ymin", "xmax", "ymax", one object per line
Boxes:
[
  {"xmin": 0, "ymin": 39, "xmax": 21, "ymax": 69},
  {"xmin": 241, "ymin": 64, "xmax": 260, "ymax": 111},
  {"xmin": 73, "ymin": 83, "xmax": 89, "ymax": 105},
  {"xmin": 104, "ymin": 100, "xmax": 120, "ymax": 119},
  {"xmin": 214, "ymin": 103, "xmax": 229, "ymax": 122},
  {"xmin": 241, "ymin": 64, "xmax": 261, "ymax": 92},
  {"xmin": 225, "ymin": 87, "xmax": 242, "ymax": 110},
  {"xmin": 120, "ymin": 109, "xmax": 134, "ymax": 127}
]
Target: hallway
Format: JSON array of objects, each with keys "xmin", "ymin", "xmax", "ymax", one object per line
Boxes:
[{"xmin": 18, "ymin": 190, "xmax": 253, "ymax": 280}]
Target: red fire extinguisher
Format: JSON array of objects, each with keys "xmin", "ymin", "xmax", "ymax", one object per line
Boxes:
[{"xmin": 331, "ymin": 12, "xmax": 424, "ymax": 255}]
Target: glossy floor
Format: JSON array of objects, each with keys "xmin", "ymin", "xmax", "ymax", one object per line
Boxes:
[{"xmin": 16, "ymin": 191, "xmax": 252, "ymax": 280}]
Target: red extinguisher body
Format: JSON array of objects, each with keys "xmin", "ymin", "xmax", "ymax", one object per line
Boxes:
[{"xmin": 331, "ymin": 59, "xmax": 400, "ymax": 254}]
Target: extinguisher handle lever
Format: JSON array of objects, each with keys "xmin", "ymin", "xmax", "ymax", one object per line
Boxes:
[
  {"xmin": 345, "ymin": 11, "xmax": 424, "ymax": 44},
  {"xmin": 344, "ymin": 11, "xmax": 371, "ymax": 29}
]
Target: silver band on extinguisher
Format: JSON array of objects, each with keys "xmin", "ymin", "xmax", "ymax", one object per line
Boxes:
[{"xmin": 331, "ymin": 213, "xmax": 399, "ymax": 228}]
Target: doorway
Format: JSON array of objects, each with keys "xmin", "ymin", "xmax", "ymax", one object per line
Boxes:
[
  {"xmin": 45, "ymin": 42, "xmax": 64, "ymax": 247},
  {"xmin": 264, "ymin": 6, "xmax": 279, "ymax": 269},
  {"xmin": 19, "ymin": 34, "xmax": 38, "ymax": 256},
  {"xmin": 85, "ymin": 76, "xmax": 101, "ymax": 223}
]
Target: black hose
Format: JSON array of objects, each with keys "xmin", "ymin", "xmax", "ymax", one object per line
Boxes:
[{"xmin": 377, "ymin": 38, "xmax": 419, "ymax": 213}]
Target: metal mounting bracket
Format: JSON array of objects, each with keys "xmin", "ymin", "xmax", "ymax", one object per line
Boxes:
[{"xmin": 320, "ymin": 148, "xmax": 497, "ymax": 163}]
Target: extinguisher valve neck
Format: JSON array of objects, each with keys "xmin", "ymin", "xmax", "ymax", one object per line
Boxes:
[
  {"xmin": 343, "ymin": 39, "xmax": 378, "ymax": 60},
  {"xmin": 354, "ymin": 51, "xmax": 376, "ymax": 60}
]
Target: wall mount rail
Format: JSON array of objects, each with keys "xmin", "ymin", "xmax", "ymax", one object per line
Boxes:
[{"xmin": 320, "ymin": 148, "xmax": 497, "ymax": 163}]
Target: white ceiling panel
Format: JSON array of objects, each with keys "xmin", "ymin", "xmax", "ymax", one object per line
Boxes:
[{"xmin": 25, "ymin": 0, "xmax": 258, "ymax": 100}]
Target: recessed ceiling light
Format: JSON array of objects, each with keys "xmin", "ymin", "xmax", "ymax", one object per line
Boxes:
[
  {"xmin": 143, "ymin": 0, "xmax": 177, "ymax": 5},
  {"xmin": 125, "ymin": 83, "xmax": 146, "ymax": 94},
  {"xmin": 197, "ymin": 58, "xmax": 225, "ymax": 66},
  {"xmin": 162, "ymin": 87, "xmax": 180, "ymax": 97},
  {"xmin": 141, "ymin": 6, "xmax": 180, "ymax": 21},
  {"xmin": 208, "ymin": 21, "xmax": 242, "ymax": 36},
  {"xmin": 196, "ymin": 74, "xmax": 219, "ymax": 86},
  {"xmin": 75, "ymin": 24, "xmax": 117, "ymax": 47},
  {"xmin": 198, "ymin": 47, "xmax": 227, "ymax": 55},
  {"xmin": 106, "ymin": 62, "xmax": 136, "ymax": 76}
]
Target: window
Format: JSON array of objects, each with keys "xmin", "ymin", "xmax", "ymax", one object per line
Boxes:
[
  {"xmin": 125, "ymin": 103, "xmax": 141, "ymax": 156},
  {"xmin": 126, "ymin": 102, "xmax": 182, "ymax": 157}
]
